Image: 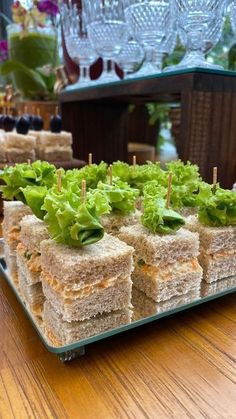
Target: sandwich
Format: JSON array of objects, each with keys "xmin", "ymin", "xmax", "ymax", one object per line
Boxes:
[
  {"xmin": 16, "ymin": 215, "xmax": 49, "ymax": 318},
  {"xmin": 132, "ymin": 287, "xmax": 201, "ymax": 321},
  {"xmin": 119, "ymin": 224, "xmax": 202, "ymax": 302},
  {"xmin": 201, "ymin": 276, "xmax": 236, "ymax": 298},
  {"xmin": 185, "ymin": 215, "xmax": 236, "ymax": 283},
  {"xmin": 101, "ymin": 210, "xmax": 141, "ymax": 236},
  {"xmin": 43, "ymin": 300, "xmax": 131, "ymax": 346},
  {"xmin": 2, "ymin": 201, "xmax": 32, "ymax": 283},
  {"xmin": 5, "ymin": 132, "xmax": 36, "ymax": 163},
  {"xmin": 40, "ymin": 233, "xmax": 134, "ymax": 322},
  {"xmin": 185, "ymin": 188, "xmax": 236, "ymax": 283},
  {"xmin": 33, "ymin": 130, "xmax": 73, "ymax": 161}
]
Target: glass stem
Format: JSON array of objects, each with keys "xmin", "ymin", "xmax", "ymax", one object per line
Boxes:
[
  {"xmin": 154, "ymin": 52, "xmax": 164, "ymax": 71},
  {"xmin": 104, "ymin": 59, "xmax": 110, "ymax": 75},
  {"xmin": 186, "ymin": 27, "xmax": 205, "ymax": 59},
  {"xmin": 80, "ymin": 65, "xmax": 90, "ymax": 83}
]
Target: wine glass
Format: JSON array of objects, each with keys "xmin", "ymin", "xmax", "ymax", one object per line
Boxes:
[
  {"xmin": 179, "ymin": 15, "xmax": 225, "ymax": 56},
  {"xmin": 83, "ymin": 0, "xmax": 128, "ymax": 83},
  {"xmin": 123, "ymin": 0, "xmax": 172, "ymax": 76},
  {"xmin": 60, "ymin": 3, "xmax": 98, "ymax": 88},
  {"xmin": 153, "ymin": 21, "xmax": 177, "ymax": 72},
  {"xmin": 116, "ymin": 39, "xmax": 145, "ymax": 79},
  {"xmin": 165, "ymin": 0, "xmax": 227, "ymax": 72}
]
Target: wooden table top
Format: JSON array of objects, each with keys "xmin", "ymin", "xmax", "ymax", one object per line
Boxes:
[{"xmin": 0, "ymin": 269, "xmax": 235, "ymax": 418}]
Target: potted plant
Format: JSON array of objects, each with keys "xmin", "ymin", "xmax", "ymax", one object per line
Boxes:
[{"xmin": 0, "ymin": 0, "xmax": 60, "ymax": 100}]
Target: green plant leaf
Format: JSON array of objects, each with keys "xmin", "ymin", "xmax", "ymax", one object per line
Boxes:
[{"xmin": 0, "ymin": 60, "xmax": 47, "ymax": 94}]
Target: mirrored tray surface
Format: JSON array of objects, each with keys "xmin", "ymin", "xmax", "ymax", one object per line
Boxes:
[{"xmin": 0, "ymin": 257, "xmax": 235, "ymax": 362}]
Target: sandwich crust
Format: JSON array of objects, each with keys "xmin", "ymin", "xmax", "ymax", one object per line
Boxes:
[
  {"xmin": 119, "ymin": 224, "xmax": 199, "ymax": 266},
  {"xmin": 40, "ymin": 234, "xmax": 134, "ymax": 289}
]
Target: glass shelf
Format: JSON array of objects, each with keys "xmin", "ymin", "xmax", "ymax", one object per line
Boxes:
[
  {"xmin": 60, "ymin": 67, "xmax": 236, "ymax": 96},
  {"xmin": 0, "ymin": 258, "xmax": 235, "ymax": 362}
]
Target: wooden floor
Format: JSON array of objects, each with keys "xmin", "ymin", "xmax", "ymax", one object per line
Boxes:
[{"xmin": 0, "ymin": 271, "xmax": 235, "ymax": 419}]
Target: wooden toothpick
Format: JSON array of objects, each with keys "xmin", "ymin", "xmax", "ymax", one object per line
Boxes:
[
  {"xmin": 108, "ymin": 164, "xmax": 113, "ymax": 185},
  {"xmin": 37, "ymin": 108, "xmax": 40, "ymax": 116},
  {"xmin": 57, "ymin": 169, "xmax": 62, "ymax": 193},
  {"xmin": 81, "ymin": 179, "xmax": 86, "ymax": 203},
  {"xmin": 166, "ymin": 172, "xmax": 173, "ymax": 209},
  {"xmin": 88, "ymin": 153, "xmax": 93, "ymax": 166},
  {"xmin": 27, "ymin": 159, "xmax": 31, "ymax": 165},
  {"xmin": 213, "ymin": 166, "xmax": 218, "ymax": 186},
  {"xmin": 55, "ymin": 106, "xmax": 59, "ymax": 116},
  {"xmin": 133, "ymin": 155, "xmax": 136, "ymax": 167}
]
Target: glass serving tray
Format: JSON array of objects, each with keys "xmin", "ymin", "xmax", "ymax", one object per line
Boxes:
[{"xmin": 0, "ymin": 255, "xmax": 235, "ymax": 363}]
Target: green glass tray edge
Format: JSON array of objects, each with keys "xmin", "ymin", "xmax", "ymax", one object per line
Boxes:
[{"xmin": 0, "ymin": 261, "xmax": 235, "ymax": 355}]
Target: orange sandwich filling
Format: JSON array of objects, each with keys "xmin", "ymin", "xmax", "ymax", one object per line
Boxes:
[
  {"xmin": 41, "ymin": 271, "xmax": 121, "ymax": 300},
  {"xmin": 17, "ymin": 242, "xmax": 41, "ymax": 273},
  {"xmin": 136, "ymin": 258, "xmax": 201, "ymax": 281},
  {"xmin": 8, "ymin": 226, "xmax": 21, "ymax": 244}
]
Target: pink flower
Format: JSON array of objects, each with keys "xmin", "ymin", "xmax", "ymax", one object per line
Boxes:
[
  {"xmin": 0, "ymin": 40, "xmax": 8, "ymax": 63},
  {"xmin": 37, "ymin": 0, "xmax": 59, "ymax": 17}
]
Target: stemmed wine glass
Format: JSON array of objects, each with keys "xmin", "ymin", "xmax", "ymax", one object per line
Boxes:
[
  {"xmin": 153, "ymin": 21, "xmax": 177, "ymax": 72},
  {"xmin": 179, "ymin": 15, "xmax": 225, "ymax": 58},
  {"xmin": 83, "ymin": 0, "xmax": 129, "ymax": 83},
  {"xmin": 123, "ymin": 0, "xmax": 172, "ymax": 76},
  {"xmin": 165, "ymin": 0, "xmax": 227, "ymax": 72},
  {"xmin": 60, "ymin": 3, "xmax": 98, "ymax": 88},
  {"xmin": 116, "ymin": 39, "xmax": 145, "ymax": 79}
]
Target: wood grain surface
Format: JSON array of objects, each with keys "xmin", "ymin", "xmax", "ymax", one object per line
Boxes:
[{"xmin": 0, "ymin": 269, "xmax": 235, "ymax": 419}]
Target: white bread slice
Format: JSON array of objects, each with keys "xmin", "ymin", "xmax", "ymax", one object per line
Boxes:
[
  {"xmin": 43, "ymin": 146, "xmax": 73, "ymax": 162},
  {"xmin": 34, "ymin": 131, "xmax": 72, "ymax": 147},
  {"xmin": 132, "ymin": 258, "xmax": 202, "ymax": 302},
  {"xmin": 43, "ymin": 300, "xmax": 131, "ymax": 345},
  {"xmin": 16, "ymin": 245, "xmax": 41, "ymax": 285},
  {"xmin": 41, "ymin": 273, "xmax": 132, "ymax": 322},
  {"xmin": 5, "ymin": 132, "xmax": 36, "ymax": 151},
  {"xmin": 19, "ymin": 215, "xmax": 49, "ymax": 253},
  {"xmin": 199, "ymin": 250, "xmax": 236, "ymax": 283},
  {"xmin": 18, "ymin": 266, "xmax": 45, "ymax": 318},
  {"xmin": 132, "ymin": 287, "xmax": 201, "ymax": 321},
  {"xmin": 201, "ymin": 275, "xmax": 236, "ymax": 297},
  {"xmin": 40, "ymin": 234, "xmax": 134, "ymax": 290},
  {"xmin": 6, "ymin": 149, "xmax": 36, "ymax": 163},
  {"xmin": 119, "ymin": 224, "xmax": 199, "ymax": 266},
  {"xmin": 4, "ymin": 242, "xmax": 18, "ymax": 285},
  {"xmin": 185, "ymin": 215, "xmax": 236, "ymax": 254},
  {"xmin": 2, "ymin": 201, "xmax": 32, "ymax": 248},
  {"xmin": 101, "ymin": 210, "xmax": 141, "ymax": 236}
]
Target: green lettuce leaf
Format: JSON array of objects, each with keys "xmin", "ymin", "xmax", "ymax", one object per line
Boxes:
[
  {"xmin": 96, "ymin": 179, "xmax": 139, "ymax": 214},
  {"xmin": 20, "ymin": 186, "xmax": 48, "ymax": 220},
  {"xmin": 141, "ymin": 197, "xmax": 185, "ymax": 234},
  {"xmin": 198, "ymin": 188, "xmax": 236, "ymax": 226},
  {"xmin": 63, "ymin": 162, "xmax": 108, "ymax": 190},
  {"xmin": 42, "ymin": 186, "xmax": 104, "ymax": 247},
  {"xmin": 112, "ymin": 161, "xmax": 166, "ymax": 192},
  {"xmin": 0, "ymin": 161, "xmax": 57, "ymax": 202}
]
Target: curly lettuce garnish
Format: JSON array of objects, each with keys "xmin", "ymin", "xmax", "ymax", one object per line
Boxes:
[
  {"xmin": 112, "ymin": 161, "xmax": 166, "ymax": 192},
  {"xmin": 143, "ymin": 179, "xmax": 212, "ymax": 210},
  {"xmin": 0, "ymin": 161, "xmax": 57, "ymax": 202},
  {"xmin": 63, "ymin": 161, "xmax": 108, "ymax": 190},
  {"xmin": 96, "ymin": 179, "xmax": 139, "ymax": 214},
  {"xmin": 42, "ymin": 186, "xmax": 106, "ymax": 247},
  {"xmin": 198, "ymin": 188, "xmax": 236, "ymax": 227},
  {"xmin": 141, "ymin": 197, "xmax": 185, "ymax": 234},
  {"xmin": 21, "ymin": 185, "xmax": 48, "ymax": 220},
  {"xmin": 165, "ymin": 160, "xmax": 201, "ymax": 185}
]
